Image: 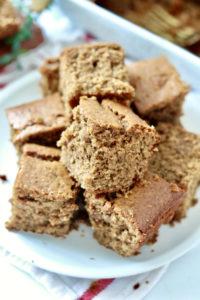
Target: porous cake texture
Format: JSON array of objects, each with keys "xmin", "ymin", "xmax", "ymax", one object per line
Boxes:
[
  {"xmin": 0, "ymin": 0, "xmax": 21, "ymax": 39},
  {"xmin": 58, "ymin": 96, "xmax": 160, "ymax": 193},
  {"xmin": 59, "ymin": 43, "xmax": 135, "ymax": 108},
  {"xmin": 6, "ymin": 144, "xmax": 78, "ymax": 236},
  {"xmin": 127, "ymin": 56, "xmax": 189, "ymax": 123},
  {"xmin": 6, "ymin": 93, "xmax": 67, "ymax": 153},
  {"xmin": 150, "ymin": 123, "xmax": 200, "ymax": 220},
  {"xmin": 39, "ymin": 57, "xmax": 59, "ymax": 96},
  {"xmin": 85, "ymin": 172, "xmax": 184, "ymax": 256}
]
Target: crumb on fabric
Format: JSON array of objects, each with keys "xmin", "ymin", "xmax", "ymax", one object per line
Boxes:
[
  {"xmin": 133, "ymin": 283, "xmax": 140, "ymax": 290},
  {"xmin": 0, "ymin": 175, "xmax": 7, "ymax": 182},
  {"xmin": 191, "ymin": 198, "xmax": 198, "ymax": 207},
  {"xmin": 89, "ymin": 281, "xmax": 99, "ymax": 292}
]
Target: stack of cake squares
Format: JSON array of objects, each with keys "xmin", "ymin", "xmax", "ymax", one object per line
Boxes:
[{"xmin": 5, "ymin": 43, "xmax": 200, "ymax": 257}]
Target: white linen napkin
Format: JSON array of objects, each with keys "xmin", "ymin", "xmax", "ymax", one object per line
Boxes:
[{"xmin": 0, "ymin": 246, "xmax": 167, "ymax": 300}]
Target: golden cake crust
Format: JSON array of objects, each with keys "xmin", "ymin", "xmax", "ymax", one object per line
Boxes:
[
  {"xmin": 127, "ymin": 56, "xmax": 189, "ymax": 122},
  {"xmin": 59, "ymin": 43, "xmax": 135, "ymax": 108},
  {"xmin": 85, "ymin": 172, "xmax": 184, "ymax": 256},
  {"xmin": 6, "ymin": 93, "xmax": 66, "ymax": 151}
]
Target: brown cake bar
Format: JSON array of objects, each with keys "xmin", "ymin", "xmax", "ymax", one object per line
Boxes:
[
  {"xmin": 85, "ymin": 172, "xmax": 184, "ymax": 257},
  {"xmin": 150, "ymin": 123, "xmax": 200, "ymax": 220},
  {"xmin": 59, "ymin": 43, "xmax": 135, "ymax": 108},
  {"xmin": 6, "ymin": 144, "xmax": 79, "ymax": 237},
  {"xmin": 127, "ymin": 56, "xmax": 189, "ymax": 124},
  {"xmin": 0, "ymin": 0, "xmax": 21, "ymax": 40},
  {"xmin": 6, "ymin": 93, "xmax": 67, "ymax": 154},
  {"xmin": 39, "ymin": 57, "xmax": 59, "ymax": 96},
  {"xmin": 58, "ymin": 96, "xmax": 159, "ymax": 193}
]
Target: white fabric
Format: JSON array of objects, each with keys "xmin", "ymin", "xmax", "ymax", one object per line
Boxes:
[{"xmin": 0, "ymin": 247, "xmax": 167, "ymax": 300}]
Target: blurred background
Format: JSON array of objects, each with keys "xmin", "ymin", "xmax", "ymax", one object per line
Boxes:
[
  {"xmin": 96, "ymin": 0, "xmax": 200, "ymax": 56},
  {"xmin": 1, "ymin": 0, "xmax": 200, "ymax": 84}
]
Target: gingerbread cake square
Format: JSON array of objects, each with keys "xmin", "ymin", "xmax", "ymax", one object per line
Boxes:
[
  {"xmin": 6, "ymin": 144, "xmax": 78, "ymax": 236},
  {"xmin": 39, "ymin": 57, "xmax": 59, "ymax": 96},
  {"xmin": 150, "ymin": 123, "xmax": 200, "ymax": 220},
  {"xmin": 6, "ymin": 93, "xmax": 67, "ymax": 153},
  {"xmin": 59, "ymin": 43, "xmax": 134, "ymax": 108},
  {"xmin": 58, "ymin": 96, "xmax": 159, "ymax": 193},
  {"xmin": 0, "ymin": 0, "xmax": 21, "ymax": 39},
  {"xmin": 85, "ymin": 172, "xmax": 184, "ymax": 256},
  {"xmin": 127, "ymin": 56, "xmax": 189, "ymax": 123}
]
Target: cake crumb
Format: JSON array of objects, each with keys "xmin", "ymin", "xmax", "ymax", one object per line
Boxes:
[
  {"xmin": 133, "ymin": 283, "xmax": 140, "ymax": 290},
  {"xmin": 191, "ymin": 198, "xmax": 198, "ymax": 207},
  {"xmin": 153, "ymin": 174, "xmax": 159, "ymax": 181},
  {"xmin": 151, "ymin": 249, "xmax": 155, "ymax": 253},
  {"xmin": 170, "ymin": 183, "xmax": 180, "ymax": 192},
  {"xmin": 90, "ymin": 257, "xmax": 95, "ymax": 260},
  {"xmin": 89, "ymin": 281, "xmax": 98, "ymax": 292},
  {"xmin": 0, "ymin": 175, "xmax": 7, "ymax": 182},
  {"xmin": 170, "ymin": 220, "xmax": 175, "ymax": 227},
  {"xmin": 147, "ymin": 232, "xmax": 158, "ymax": 245},
  {"xmin": 80, "ymin": 233, "xmax": 85, "ymax": 238},
  {"xmin": 145, "ymin": 280, "xmax": 149, "ymax": 284}
]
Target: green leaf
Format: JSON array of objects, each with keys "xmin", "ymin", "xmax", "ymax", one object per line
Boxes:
[
  {"xmin": 0, "ymin": 4, "xmax": 41, "ymax": 66},
  {"xmin": 2, "ymin": 13, "xmax": 34, "ymax": 66},
  {"xmin": 0, "ymin": 54, "xmax": 15, "ymax": 65},
  {"xmin": 12, "ymin": 38, "xmax": 21, "ymax": 52},
  {"xmin": 17, "ymin": 49, "xmax": 28, "ymax": 55}
]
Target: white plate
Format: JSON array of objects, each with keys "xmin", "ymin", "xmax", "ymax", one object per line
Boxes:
[{"xmin": 0, "ymin": 71, "xmax": 200, "ymax": 278}]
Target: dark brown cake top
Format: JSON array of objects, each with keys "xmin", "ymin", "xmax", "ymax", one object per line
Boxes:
[
  {"xmin": 102, "ymin": 99, "xmax": 154, "ymax": 131},
  {"xmin": 78, "ymin": 96, "xmax": 121, "ymax": 128},
  {"xmin": 6, "ymin": 93, "xmax": 64, "ymax": 130},
  {"xmin": 6, "ymin": 93, "xmax": 66, "ymax": 143},
  {"xmin": 116, "ymin": 172, "xmax": 183, "ymax": 232},
  {"xmin": 78, "ymin": 96, "xmax": 158, "ymax": 134},
  {"xmin": 14, "ymin": 144, "xmax": 77, "ymax": 201},
  {"xmin": 87, "ymin": 172, "xmax": 184, "ymax": 234},
  {"xmin": 127, "ymin": 56, "xmax": 189, "ymax": 116}
]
